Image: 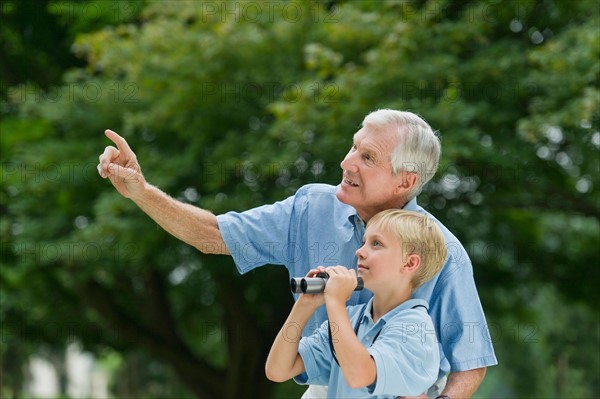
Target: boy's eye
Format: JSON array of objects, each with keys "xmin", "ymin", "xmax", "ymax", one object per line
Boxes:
[{"xmin": 372, "ymin": 240, "xmax": 382, "ymax": 247}]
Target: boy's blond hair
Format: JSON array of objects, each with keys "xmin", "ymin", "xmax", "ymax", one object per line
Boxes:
[{"xmin": 367, "ymin": 209, "xmax": 447, "ymax": 290}]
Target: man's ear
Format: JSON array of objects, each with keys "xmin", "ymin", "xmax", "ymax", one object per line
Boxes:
[
  {"xmin": 403, "ymin": 254, "xmax": 421, "ymax": 273},
  {"xmin": 394, "ymin": 171, "xmax": 418, "ymax": 195}
]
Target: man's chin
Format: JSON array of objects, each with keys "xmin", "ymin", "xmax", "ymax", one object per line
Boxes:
[{"xmin": 335, "ymin": 186, "xmax": 351, "ymax": 205}]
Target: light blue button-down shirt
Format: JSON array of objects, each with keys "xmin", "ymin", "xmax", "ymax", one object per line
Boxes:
[
  {"xmin": 217, "ymin": 184, "xmax": 497, "ymax": 376},
  {"xmin": 294, "ymin": 298, "xmax": 439, "ymax": 397}
]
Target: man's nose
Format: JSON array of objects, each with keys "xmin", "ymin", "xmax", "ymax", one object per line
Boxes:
[{"xmin": 340, "ymin": 151, "xmax": 357, "ymax": 173}]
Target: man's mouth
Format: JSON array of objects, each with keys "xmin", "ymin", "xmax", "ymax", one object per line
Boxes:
[
  {"xmin": 344, "ymin": 176, "xmax": 359, "ymax": 187},
  {"xmin": 358, "ymin": 263, "xmax": 369, "ymax": 270}
]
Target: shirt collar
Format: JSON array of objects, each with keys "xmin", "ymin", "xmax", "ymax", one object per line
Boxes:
[
  {"xmin": 361, "ymin": 297, "xmax": 429, "ymax": 325},
  {"xmin": 336, "ymin": 188, "xmax": 419, "ymax": 233},
  {"xmin": 334, "ymin": 188, "xmax": 364, "ymax": 240},
  {"xmin": 347, "ymin": 196, "xmax": 420, "ymax": 224},
  {"xmin": 350, "ymin": 213, "xmax": 366, "ymax": 228},
  {"xmin": 403, "ymin": 196, "xmax": 419, "ymax": 211}
]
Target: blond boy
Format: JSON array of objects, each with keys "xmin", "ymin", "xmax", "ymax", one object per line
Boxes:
[{"xmin": 266, "ymin": 209, "xmax": 448, "ymax": 397}]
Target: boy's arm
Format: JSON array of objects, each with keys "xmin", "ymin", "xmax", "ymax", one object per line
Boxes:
[
  {"xmin": 326, "ymin": 298, "xmax": 377, "ymax": 389},
  {"xmin": 324, "ymin": 267, "xmax": 377, "ymax": 389},
  {"xmin": 265, "ymin": 295, "xmax": 322, "ymax": 382}
]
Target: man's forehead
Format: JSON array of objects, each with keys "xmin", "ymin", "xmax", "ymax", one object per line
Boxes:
[
  {"xmin": 352, "ymin": 126, "xmax": 375, "ymax": 141},
  {"xmin": 353, "ymin": 126, "xmax": 397, "ymax": 148}
]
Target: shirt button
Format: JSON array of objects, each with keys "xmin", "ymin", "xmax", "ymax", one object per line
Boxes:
[{"xmin": 365, "ymin": 335, "xmax": 371, "ymax": 340}]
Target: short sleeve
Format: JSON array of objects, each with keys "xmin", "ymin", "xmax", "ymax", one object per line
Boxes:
[
  {"xmin": 294, "ymin": 320, "xmax": 333, "ymax": 386},
  {"xmin": 427, "ymin": 254, "xmax": 498, "ymax": 371},
  {"xmin": 217, "ymin": 194, "xmax": 299, "ymax": 274},
  {"xmin": 413, "ymin": 210, "xmax": 498, "ymax": 373},
  {"xmin": 367, "ymin": 311, "xmax": 439, "ymax": 396}
]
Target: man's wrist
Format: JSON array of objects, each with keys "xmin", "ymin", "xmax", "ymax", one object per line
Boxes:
[{"xmin": 129, "ymin": 180, "xmax": 151, "ymax": 202}]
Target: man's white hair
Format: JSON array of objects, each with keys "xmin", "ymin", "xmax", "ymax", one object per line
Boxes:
[{"xmin": 362, "ymin": 109, "xmax": 441, "ymax": 200}]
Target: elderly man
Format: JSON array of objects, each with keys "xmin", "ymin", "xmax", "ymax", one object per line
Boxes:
[{"xmin": 98, "ymin": 109, "xmax": 497, "ymax": 399}]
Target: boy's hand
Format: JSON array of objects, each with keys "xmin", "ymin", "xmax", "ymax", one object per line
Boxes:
[
  {"xmin": 296, "ymin": 267, "xmax": 327, "ymax": 309},
  {"xmin": 323, "ymin": 266, "xmax": 357, "ymax": 304}
]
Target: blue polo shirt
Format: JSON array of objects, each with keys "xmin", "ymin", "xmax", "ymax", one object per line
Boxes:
[
  {"xmin": 295, "ymin": 298, "xmax": 439, "ymax": 397},
  {"xmin": 217, "ymin": 183, "xmax": 497, "ymax": 376}
]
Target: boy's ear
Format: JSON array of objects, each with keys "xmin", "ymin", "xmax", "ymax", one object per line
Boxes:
[{"xmin": 403, "ymin": 254, "xmax": 421, "ymax": 273}]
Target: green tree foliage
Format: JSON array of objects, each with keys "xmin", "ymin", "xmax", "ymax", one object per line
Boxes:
[
  {"xmin": 1, "ymin": 0, "xmax": 598, "ymax": 398},
  {"xmin": 0, "ymin": 0, "xmax": 145, "ymax": 93}
]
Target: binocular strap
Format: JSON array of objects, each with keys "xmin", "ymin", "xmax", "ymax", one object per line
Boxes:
[{"xmin": 328, "ymin": 303, "xmax": 429, "ymax": 367}]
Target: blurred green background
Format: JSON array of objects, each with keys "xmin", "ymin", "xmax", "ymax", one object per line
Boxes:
[{"xmin": 1, "ymin": 0, "xmax": 598, "ymax": 398}]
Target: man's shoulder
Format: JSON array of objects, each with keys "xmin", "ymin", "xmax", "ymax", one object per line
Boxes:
[
  {"xmin": 295, "ymin": 184, "xmax": 357, "ymax": 218},
  {"xmin": 294, "ymin": 183, "xmax": 344, "ymax": 207},
  {"xmin": 413, "ymin": 202, "xmax": 475, "ymax": 289},
  {"xmin": 415, "ymin": 203, "xmax": 466, "ymax": 250},
  {"xmin": 296, "ymin": 183, "xmax": 338, "ymax": 197}
]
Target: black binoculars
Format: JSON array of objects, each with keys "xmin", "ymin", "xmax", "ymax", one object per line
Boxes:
[{"xmin": 290, "ymin": 272, "xmax": 364, "ymax": 294}]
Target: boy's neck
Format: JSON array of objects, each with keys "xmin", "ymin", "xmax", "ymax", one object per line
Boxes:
[{"xmin": 371, "ymin": 285, "xmax": 412, "ymax": 323}]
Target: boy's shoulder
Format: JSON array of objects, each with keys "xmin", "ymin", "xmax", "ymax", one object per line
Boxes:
[
  {"xmin": 345, "ymin": 298, "xmax": 431, "ymax": 324},
  {"xmin": 382, "ymin": 298, "xmax": 432, "ymax": 324}
]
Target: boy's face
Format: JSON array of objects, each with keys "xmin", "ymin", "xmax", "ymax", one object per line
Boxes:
[{"xmin": 355, "ymin": 224, "xmax": 404, "ymax": 290}]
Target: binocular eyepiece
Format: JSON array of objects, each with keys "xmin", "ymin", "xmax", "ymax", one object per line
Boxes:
[{"xmin": 290, "ymin": 272, "xmax": 364, "ymax": 294}]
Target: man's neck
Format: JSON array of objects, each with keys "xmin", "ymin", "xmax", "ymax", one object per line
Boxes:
[{"xmin": 358, "ymin": 200, "xmax": 408, "ymax": 224}]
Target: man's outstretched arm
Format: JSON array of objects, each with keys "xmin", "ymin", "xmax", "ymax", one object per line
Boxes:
[{"xmin": 98, "ymin": 129, "xmax": 228, "ymax": 255}]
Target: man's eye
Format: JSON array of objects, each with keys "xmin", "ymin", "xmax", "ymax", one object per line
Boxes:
[{"xmin": 363, "ymin": 153, "xmax": 374, "ymax": 163}]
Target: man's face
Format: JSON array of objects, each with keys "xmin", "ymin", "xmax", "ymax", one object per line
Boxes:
[{"xmin": 336, "ymin": 126, "xmax": 411, "ymax": 221}]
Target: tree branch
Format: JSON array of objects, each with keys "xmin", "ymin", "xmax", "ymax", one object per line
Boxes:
[{"xmin": 76, "ymin": 278, "xmax": 224, "ymax": 397}]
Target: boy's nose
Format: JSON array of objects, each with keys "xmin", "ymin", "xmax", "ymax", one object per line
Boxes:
[{"xmin": 355, "ymin": 245, "xmax": 366, "ymax": 259}]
